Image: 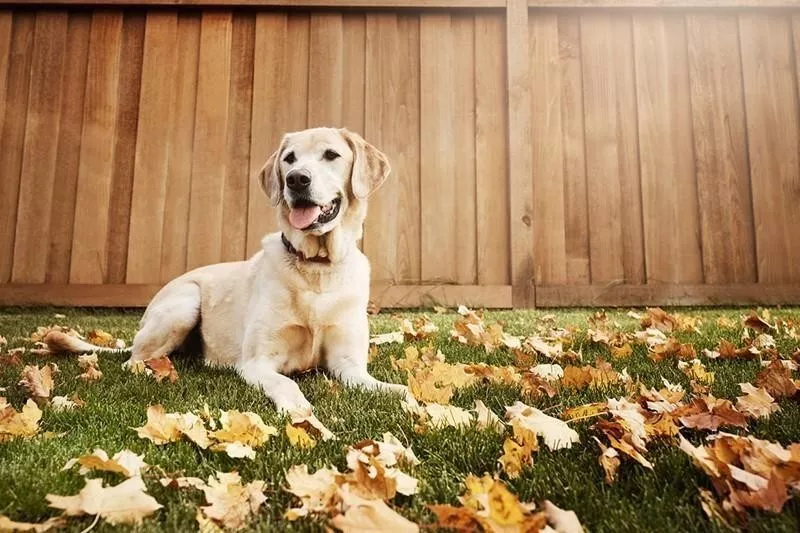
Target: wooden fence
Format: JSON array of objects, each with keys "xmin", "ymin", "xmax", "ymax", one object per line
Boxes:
[{"xmin": 0, "ymin": 0, "xmax": 799, "ymax": 308}]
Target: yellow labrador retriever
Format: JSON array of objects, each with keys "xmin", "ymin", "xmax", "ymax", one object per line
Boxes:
[{"xmin": 50, "ymin": 127, "xmax": 409, "ymax": 413}]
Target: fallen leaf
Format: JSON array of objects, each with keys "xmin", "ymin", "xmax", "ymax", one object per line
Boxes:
[
  {"xmin": 284, "ymin": 465, "xmax": 342, "ymax": 520},
  {"xmin": 77, "ymin": 353, "xmax": 102, "ymax": 381},
  {"xmin": 286, "ymin": 423, "xmax": 316, "ymax": 449},
  {"xmin": 593, "ymin": 437, "xmax": 621, "ymax": 484},
  {"xmin": 451, "ymin": 307, "xmax": 519, "ymax": 353},
  {"xmin": 610, "ymin": 343, "xmax": 633, "ymax": 359},
  {"xmin": 562, "ymin": 402, "xmax": 608, "ymax": 422},
  {"xmin": 398, "ymin": 315, "xmax": 439, "ymax": 341},
  {"xmin": 134, "ymin": 405, "xmax": 183, "ymax": 445},
  {"xmin": 530, "ymin": 363, "xmax": 564, "ymax": 382},
  {"xmin": 473, "ymin": 400, "xmax": 504, "ymax": 433},
  {"xmin": 736, "ymin": 383, "xmax": 780, "ymax": 419},
  {"xmin": 63, "ymin": 448, "xmax": 148, "ymax": 478},
  {"xmin": 46, "ymin": 476, "xmax": 162, "ymax": 525},
  {"xmin": 0, "ymin": 398, "xmax": 42, "ymax": 441},
  {"xmin": 755, "ymin": 360, "xmax": 798, "ymax": 398},
  {"xmin": 743, "ymin": 311, "xmax": 773, "ymax": 333},
  {"xmin": 210, "ymin": 409, "xmax": 278, "ymax": 458},
  {"xmin": 86, "ymin": 329, "xmax": 115, "ymax": 347},
  {"xmin": 0, "ymin": 515, "xmax": 65, "ymax": 532},
  {"xmin": 198, "ymin": 472, "xmax": 266, "ymax": 530},
  {"xmin": 18, "ymin": 364, "xmax": 56, "ymax": 402},
  {"xmin": 144, "ymin": 355, "xmax": 179, "ymax": 383},
  {"xmin": 678, "ymin": 359, "xmax": 714, "ymax": 385},
  {"xmin": 159, "ymin": 476, "xmax": 206, "ymax": 490},
  {"xmin": 330, "ymin": 485, "xmax": 419, "ymax": 533},
  {"xmin": 561, "ymin": 360, "xmax": 621, "ymax": 391},
  {"xmin": 499, "ymin": 420, "xmax": 538, "ymax": 478},
  {"xmin": 369, "ymin": 331, "xmax": 404, "ymax": 345},
  {"xmin": 288, "ymin": 408, "xmax": 336, "ymax": 445},
  {"xmin": 506, "ymin": 401, "xmax": 579, "ymax": 451},
  {"xmin": 675, "ymin": 395, "xmax": 747, "ymax": 431}
]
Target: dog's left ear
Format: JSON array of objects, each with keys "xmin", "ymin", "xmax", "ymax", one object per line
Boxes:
[
  {"xmin": 258, "ymin": 136, "xmax": 287, "ymax": 206},
  {"xmin": 340, "ymin": 128, "xmax": 391, "ymax": 199}
]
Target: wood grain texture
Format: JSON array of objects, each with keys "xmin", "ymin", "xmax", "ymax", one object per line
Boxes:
[
  {"xmin": 126, "ymin": 12, "xmax": 179, "ymax": 284},
  {"xmin": 308, "ymin": 12, "xmax": 343, "ymax": 126},
  {"xmin": 475, "ymin": 12, "xmax": 509, "ymax": 286},
  {"xmin": 160, "ymin": 12, "xmax": 200, "ymax": 281},
  {"xmin": 69, "ymin": 12, "xmax": 123, "ymax": 284},
  {"xmin": 341, "ymin": 13, "xmax": 365, "ymax": 133},
  {"xmin": 687, "ymin": 13, "xmax": 756, "ymax": 284},
  {"xmin": 580, "ymin": 13, "xmax": 645, "ymax": 285},
  {"xmin": 558, "ymin": 14, "xmax": 590, "ymax": 285},
  {"xmin": 105, "ymin": 13, "xmax": 145, "ymax": 284},
  {"xmin": 633, "ymin": 14, "xmax": 703, "ymax": 285},
  {"xmin": 453, "ymin": 14, "xmax": 477, "ymax": 285},
  {"xmin": 530, "ymin": 12, "xmax": 566, "ymax": 286},
  {"xmin": 220, "ymin": 13, "xmax": 254, "ymax": 262},
  {"xmin": 739, "ymin": 13, "xmax": 800, "ymax": 283},
  {"xmin": 506, "ymin": 0, "xmax": 534, "ymax": 307},
  {"xmin": 47, "ymin": 13, "xmax": 91, "ymax": 283},
  {"xmin": 12, "ymin": 12, "xmax": 69, "ymax": 283},
  {"xmin": 186, "ymin": 12, "xmax": 232, "ymax": 270},
  {"xmin": 420, "ymin": 13, "xmax": 457, "ymax": 283},
  {"xmin": 0, "ymin": 12, "xmax": 34, "ymax": 283}
]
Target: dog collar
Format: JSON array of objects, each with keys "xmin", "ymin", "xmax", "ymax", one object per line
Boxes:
[{"xmin": 281, "ymin": 233, "xmax": 331, "ymax": 264}]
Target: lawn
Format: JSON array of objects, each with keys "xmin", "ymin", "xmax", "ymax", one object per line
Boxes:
[{"xmin": 1, "ymin": 306, "xmax": 799, "ymax": 532}]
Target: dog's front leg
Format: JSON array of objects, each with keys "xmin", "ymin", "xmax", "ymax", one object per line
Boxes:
[{"xmin": 324, "ymin": 321, "xmax": 411, "ymax": 400}]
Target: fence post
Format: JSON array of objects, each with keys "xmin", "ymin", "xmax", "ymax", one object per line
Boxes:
[{"xmin": 506, "ymin": 0, "xmax": 534, "ymax": 308}]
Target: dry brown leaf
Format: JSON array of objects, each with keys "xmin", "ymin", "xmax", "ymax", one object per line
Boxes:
[
  {"xmin": 0, "ymin": 398, "xmax": 42, "ymax": 441},
  {"xmin": 506, "ymin": 401, "xmax": 579, "ymax": 451},
  {"xmin": 0, "ymin": 514, "xmax": 65, "ymax": 532},
  {"xmin": 63, "ymin": 448, "xmax": 148, "ymax": 478},
  {"xmin": 0, "ymin": 348, "xmax": 23, "ymax": 367},
  {"xmin": 18, "ymin": 364, "xmax": 56, "ymax": 401},
  {"xmin": 144, "ymin": 355, "xmax": 179, "ymax": 383},
  {"xmin": 611, "ymin": 343, "xmax": 633, "ymax": 359},
  {"xmin": 289, "ymin": 408, "xmax": 336, "ymax": 442},
  {"xmin": 755, "ymin": 360, "xmax": 798, "ymax": 398},
  {"xmin": 743, "ymin": 311, "xmax": 774, "ymax": 333},
  {"xmin": 675, "ymin": 395, "xmax": 747, "ymax": 431},
  {"xmin": 451, "ymin": 306, "xmax": 519, "ymax": 353},
  {"xmin": 594, "ymin": 436, "xmax": 621, "ymax": 484},
  {"xmin": 562, "ymin": 402, "xmax": 609, "ymax": 422},
  {"xmin": 398, "ymin": 315, "xmax": 438, "ymax": 341},
  {"xmin": 198, "ymin": 472, "xmax": 266, "ymax": 530},
  {"xmin": 77, "ymin": 353, "xmax": 102, "ymax": 382},
  {"xmin": 736, "ymin": 383, "xmax": 780, "ymax": 419},
  {"xmin": 46, "ymin": 476, "xmax": 162, "ymax": 525},
  {"xmin": 499, "ymin": 420, "xmax": 538, "ymax": 478},
  {"xmin": 562, "ymin": 359, "xmax": 621, "ymax": 391}
]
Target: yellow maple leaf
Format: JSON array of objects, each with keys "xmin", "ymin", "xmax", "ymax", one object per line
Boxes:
[
  {"xmin": 46, "ymin": 476, "xmax": 162, "ymax": 525},
  {"xmin": 134, "ymin": 404, "xmax": 183, "ymax": 444},
  {"xmin": 210, "ymin": 410, "xmax": 278, "ymax": 449},
  {"xmin": 198, "ymin": 472, "xmax": 267, "ymax": 530},
  {"xmin": 63, "ymin": 448, "xmax": 148, "ymax": 478},
  {"xmin": 736, "ymin": 383, "xmax": 780, "ymax": 419},
  {"xmin": 0, "ymin": 398, "xmax": 42, "ymax": 441},
  {"xmin": 286, "ymin": 423, "xmax": 316, "ymax": 449}
]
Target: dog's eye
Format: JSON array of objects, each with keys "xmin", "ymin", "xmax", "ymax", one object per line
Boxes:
[
  {"xmin": 283, "ymin": 152, "xmax": 296, "ymax": 164},
  {"xmin": 323, "ymin": 149, "xmax": 340, "ymax": 161}
]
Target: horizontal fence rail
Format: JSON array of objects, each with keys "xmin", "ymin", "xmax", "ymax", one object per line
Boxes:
[{"xmin": 0, "ymin": 0, "xmax": 798, "ymax": 308}]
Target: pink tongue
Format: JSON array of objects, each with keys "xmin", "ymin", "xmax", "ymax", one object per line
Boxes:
[{"xmin": 289, "ymin": 206, "xmax": 321, "ymax": 229}]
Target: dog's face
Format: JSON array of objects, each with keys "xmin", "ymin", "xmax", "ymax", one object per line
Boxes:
[{"xmin": 259, "ymin": 128, "xmax": 390, "ymax": 237}]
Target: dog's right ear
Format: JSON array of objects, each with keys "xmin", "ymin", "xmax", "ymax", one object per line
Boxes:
[{"xmin": 258, "ymin": 137, "xmax": 287, "ymax": 206}]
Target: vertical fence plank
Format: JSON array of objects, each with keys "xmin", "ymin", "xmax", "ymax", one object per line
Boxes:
[
  {"xmin": 395, "ymin": 14, "xmax": 421, "ymax": 283},
  {"xmin": 364, "ymin": 13, "xmax": 399, "ymax": 282},
  {"xmin": 47, "ymin": 12, "xmax": 91, "ymax": 283},
  {"xmin": 633, "ymin": 14, "xmax": 702, "ymax": 285},
  {"xmin": 341, "ymin": 13, "xmax": 365, "ymax": 134},
  {"xmin": 475, "ymin": 12, "xmax": 509, "ymax": 286},
  {"xmin": 308, "ymin": 12, "xmax": 343, "ymax": 127},
  {"xmin": 580, "ymin": 13, "xmax": 645, "ymax": 285},
  {"xmin": 739, "ymin": 13, "xmax": 800, "ymax": 283},
  {"xmin": 453, "ymin": 14, "xmax": 477, "ymax": 285},
  {"xmin": 246, "ymin": 13, "xmax": 309, "ymax": 256},
  {"xmin": 559, "ymin": 14, "xmax": 590, "ymax": 285},
  {"xmin": 126, "ymin": 12, "xmax": 178, "ymax": 284},
  {"xmin": 160, "ymin": 12, "xmax": 200, "ymax": 282},
  {"xmin": 70, "ymin": 12, "xmax": 123, "ymax": 284},
  {"xmin": 420, "ymin": 13, "xmax": 457, "ymax": 283},
  {"xmin": 0, "ymin": 13, "xmax": 34, "ymax": 283},
  {"xmin": 530, "ymin": 12, "xmax": 566, "ymax": 286},
  {"xmin": 220, "ymin": 13, "xmax": 254, "ymax": 263},
  {"xmin": 687, "ymin": 14, "xmax": 756, "ymax": 284},
  {"xmin": 12, "ymin": 12, "xmax": 68, "ymax": 283},
  {"xmin": 105, "ymin": 13, "xmax": 144, "ymax": 284},
  {"xmin": 507, "ymin": 0, "xmax": 534, "ymax": 306},
  {"xmin": 186, "ymin": 12, "xmax": 232, "ymax": 270}
]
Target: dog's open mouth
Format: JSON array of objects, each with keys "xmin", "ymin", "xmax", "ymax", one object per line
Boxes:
[{"xmin": 288, "ymin": 197, "xmax": 341, "ymax": 230}]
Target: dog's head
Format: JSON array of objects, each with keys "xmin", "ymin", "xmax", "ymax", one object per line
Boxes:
[{"xmin": 258, "ymin": 127, "xmax": 390, "ymax": 241}]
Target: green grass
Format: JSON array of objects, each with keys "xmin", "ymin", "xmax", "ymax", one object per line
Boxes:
[{"xmin": 1, "ymin": 306, "xmax": 799, "ymax": 532}]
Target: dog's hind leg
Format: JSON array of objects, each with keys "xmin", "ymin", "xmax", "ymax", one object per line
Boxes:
[{"xmin": 127, "ymin": 280, "xmax": 201, "ymax": 363}]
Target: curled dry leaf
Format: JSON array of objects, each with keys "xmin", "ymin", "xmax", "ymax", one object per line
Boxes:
[
  {"xmin": 0, "ymin": 398, "xmax": 42, "ymax": 441},
  {"xmin": 398, "ymin": 315, "xmax": 438, "ymax": 341},
  {"xmin": 561, "ymin": 359, "xmax": 621, "ymax": 391},
  {"xmin": 506, "ymin": 401, "xmax": 579, "ymax": 451},
  {"xmin": 451, "ymin": 306, "xmax": 519, "ymax": 353},
  {"xmin": 499, "ymin": 420, "xmax": 538, "ymax": 479},
  {"xmin": 288, "ymin": 408, "xmax": 336, "ymax": 442},
  {"xmin": 144, "ymin": 355, "xmax": 179, "ymax": 383},
  {"xmin": 743, "ymin": 311, "xmax": 773, "ymax": 333},
  {"xmin": 77, "ymin": 353, "xmax": 102, "ymax": 381},
  {"xmin": 63, "ymin": 448, "xmax": 148, "ymax": 478},
  {"xmin": 369, "ymin": 331, "xmax": 404, "ymax": 345},
  {"xmin": 593, "ymin": 437, "xmax": 621, "ymax": 484},
  {"xmin": 674, "ymin": 395, "xmax": 747, "ymax": 431},
  {"xmin": 755, "ymin": 360, "xmax": 798, "ymax": 399},
  {"xmin": 678, "ymin": 359, "xmax": 714, "ymax": 385},
  {"xmin": 51, "ymin": 395, "xmax": 85, "ymax": 412},
  {"xmin": 330, "ymin": 485, "xmax": 419, "ymax": 533},
  {"xmin": 19, "ymin": 364, "xmax": 57, "ymax": 401},
  {"xmin": 473, "ymin": 400, "xmax": 504, "ymax": 433},
  {"xmin": 0, "ymin": 514, "xmax": 65, "ymax": 532},
  {"xmin": 198, "ymin": 472, "xmax": 267, "ymax": 530},
  {"xmin": 46, "ymin": 476, "xmax": 162, "ymax": 525},
  {"xmin": 86, "ymin": 329, "xmax": 116, "ymax": 347},
  {"xmin": 736, "ymin": 383, "xmax": 780, "ymax": 419}
]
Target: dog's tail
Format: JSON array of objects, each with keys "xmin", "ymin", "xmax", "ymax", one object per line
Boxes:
[{"xmin": 43, "ymin": 331, "xmax": 132, "ymax": 355}]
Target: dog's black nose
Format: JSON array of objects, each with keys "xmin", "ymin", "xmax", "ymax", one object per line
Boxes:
[{"xmin": 286, "ymin": 170, "xmax": 311, "ymax": 192}]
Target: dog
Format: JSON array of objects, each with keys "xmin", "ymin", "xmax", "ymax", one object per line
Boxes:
[{"xmin": 48, "ymin": 127, "xmax": 409, "ymax": 414}]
